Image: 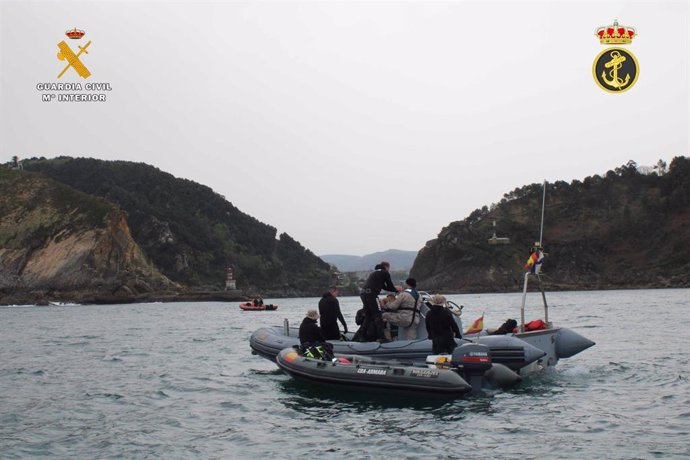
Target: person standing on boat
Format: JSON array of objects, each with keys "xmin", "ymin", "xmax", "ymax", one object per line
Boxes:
[
  {"xmin": 425, "ymin": 294, "xmax": 462, "ymax": 354},
  {"xmin": 354, "ymin": 261, "xmax": 399, "ymax": 342},
  {"xmin": 318, "ymin": 286, "xmax": 348, "ymax": 340},
  {"xmin": 381, "ymin": 278, "xmax": 421, "ymax": 340},
  {"xmin": 299, "ymin": 309, "xmax": 326, "ymax": 346}
]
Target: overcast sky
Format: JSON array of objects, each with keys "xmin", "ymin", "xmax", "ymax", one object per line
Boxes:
[{"xmin": 1, "ymin": 1, "xmax": 688, "ymax": 256}]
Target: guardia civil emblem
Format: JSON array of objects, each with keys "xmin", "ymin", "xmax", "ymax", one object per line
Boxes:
[
  {"xmin": 593, "ymin": 19, "xmax": 639, "ymax": 93},
  {"xmin": 57, "ymin": 27, "xmax": 91, "ymax": 79}
]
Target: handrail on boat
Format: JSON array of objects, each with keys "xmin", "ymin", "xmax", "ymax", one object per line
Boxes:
[{"xmin": 519, "ymin": 272, "xmax": 549, "ymax": 333}]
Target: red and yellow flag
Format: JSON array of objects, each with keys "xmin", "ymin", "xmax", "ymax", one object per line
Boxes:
[
  {"xmin": 524, "ymin": 252, "xmax": 538, "ymax": 269},
  {"xmin": 464, "ymin": 314, "xmax": 484, "ymax": 335}
]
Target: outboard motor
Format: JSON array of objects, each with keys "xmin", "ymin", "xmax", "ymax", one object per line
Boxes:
[{"xmin": 451, "ymin": 343, "xmax": 492, "ymax": 393}]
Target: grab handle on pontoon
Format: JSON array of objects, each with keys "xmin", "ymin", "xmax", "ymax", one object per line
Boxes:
[{"xmin": 520, "ymin": 272, "xmax": 550, "ymax": 332}]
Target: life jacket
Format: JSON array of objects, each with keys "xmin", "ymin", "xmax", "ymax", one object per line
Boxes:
[
  {"xmin": 303, "ymin": 345, "xmax": 334, "ymax": 361},
  {"xmin": 525, "ymin": 319, "xmax": 547, "ymax": 331}
]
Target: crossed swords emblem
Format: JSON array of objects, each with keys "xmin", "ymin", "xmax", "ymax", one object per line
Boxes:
[{"xmin": 56, "ymin": 40, "xmax": 92, "ymax": 79}]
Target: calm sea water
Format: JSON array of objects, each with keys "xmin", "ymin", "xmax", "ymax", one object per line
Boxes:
[{"xmin": 1, "ymin": 289, "xmax": 689, "ymax": 459}]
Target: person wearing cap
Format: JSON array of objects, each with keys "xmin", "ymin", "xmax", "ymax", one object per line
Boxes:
[
  {"xmin": 381, "ymin": 278, "xmax": 422, "ymax": 340},
  {"xmin": 354, "ymin": 261, "xmax": 398, "ymax": 342},
  {"xmin": 318, "ymin": 286, "xmax": 348, "ymax": 340},
  {"xmin": 425, "ymin": 294, "xmax": 462, "ymax": 354},
  {"xmin": 299, "ymin": 309, "xmax": 327, "ymax": 346}
]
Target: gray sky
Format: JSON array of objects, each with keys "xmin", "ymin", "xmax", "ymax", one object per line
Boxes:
[{"xmin": 1, "ymin": 1, "xmax": 688, "ymax": 256}]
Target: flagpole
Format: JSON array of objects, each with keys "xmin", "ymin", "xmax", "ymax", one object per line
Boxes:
[
  {"xmin": 538, "ymin": 179, "xmax": 549, "ymax": 327},
  {"xmin": 539, "ymin": 180, "xmax": 546, "ymax": 246},
  {"xmin": 521, "ymin": 179, "xmax": 547, "ymax": 333}
]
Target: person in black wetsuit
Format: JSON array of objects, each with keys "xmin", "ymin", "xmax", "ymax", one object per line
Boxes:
[
  {"xmin": 318, "ymin": 286, "xmax": 347, "ymax": 340},
  {"xmin": 354, "ymin": 261, "xmax": 399, "ymax": 342},
  {"xmin": 298, "ymin": 309, "xmax": 334, "ymax": 359},
  {"xmin": 425, "ymin": 294, "xmax": 462, "ymax": 354},
  {"xmin": 299, "ymin": 309, "xmax": 326, "ymax": 346}
]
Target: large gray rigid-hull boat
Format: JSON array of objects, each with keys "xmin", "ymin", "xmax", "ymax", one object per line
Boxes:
[
  {"xmin": 250, "ymin": 273, "xmax": 595, "ymax": 375},
  {"xmin": 251, "ymin": 325, "xmax": 547, "ymax": 372}
]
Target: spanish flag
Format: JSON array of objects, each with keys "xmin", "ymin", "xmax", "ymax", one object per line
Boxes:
[
  {"xmin": 464, "ymin": 314, "xmax": 484, "ymax": 335},
  {"xmin": 524, "ymin": 252, "xmax": 538, "ymax": 269}
]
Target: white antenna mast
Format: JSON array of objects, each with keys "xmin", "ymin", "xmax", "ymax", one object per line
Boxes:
[{"xmin": 539, "ymin": 180, "xmax": 546, "ymax": 246}]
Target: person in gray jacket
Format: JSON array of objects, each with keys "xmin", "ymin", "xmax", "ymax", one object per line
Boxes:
[{"xmin": 381, "ymin": 278, "xmax": 421, "ymax": 340}]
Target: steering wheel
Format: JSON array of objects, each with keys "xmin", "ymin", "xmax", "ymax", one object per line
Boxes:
[{"xmin": 446, "ymin": 301, "xmax": 464, "ymax": 317}]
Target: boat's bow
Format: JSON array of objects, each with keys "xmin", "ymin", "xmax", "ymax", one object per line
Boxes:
[{"xmin": 555, "ymin": 327, "xmax": 596, "ymax": 358}]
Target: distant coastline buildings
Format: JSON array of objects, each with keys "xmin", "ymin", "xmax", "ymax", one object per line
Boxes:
[
  {"xmin": 10, "ymin": 156, "xmax": 23, "ymax": 170},
  {"xmin": 487, "ymin": 220, "xmax": 510, "ymax": 245}
]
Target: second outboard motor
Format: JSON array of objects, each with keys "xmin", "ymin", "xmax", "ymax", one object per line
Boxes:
[{"xmin": 451, "ymin": 343, "xmax": 492, "ymax": 393}]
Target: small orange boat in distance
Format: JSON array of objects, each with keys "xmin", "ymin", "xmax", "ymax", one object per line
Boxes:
[{"xmin": 239, "ymin": 303, "xmax": 278, "ymax": 311}]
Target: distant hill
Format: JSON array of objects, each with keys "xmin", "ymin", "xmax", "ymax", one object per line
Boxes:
[
  {"xmin": 321, "ymin": 249, "xmax": 418, "ymax": 272},
  {"xmin": 411, "ymin": 158, "xmax": 690, "ymax": 292},
  {"xmin": 19, "ymin": 157, "xmax": 332, "ymax": 296}
]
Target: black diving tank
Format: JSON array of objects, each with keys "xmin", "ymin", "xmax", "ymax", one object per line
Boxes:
[{"xmin": 451, "ymin": 343, "xmax": 492, "ymax": 393}]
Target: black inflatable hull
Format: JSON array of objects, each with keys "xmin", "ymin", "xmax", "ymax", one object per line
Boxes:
[
  {"xmin": 251, "ymin": 326, "xmax": 546, "ymax": 371},
  {"xmin": 276, "ymin": 348, "xmax": 473, "ymax": 395}
]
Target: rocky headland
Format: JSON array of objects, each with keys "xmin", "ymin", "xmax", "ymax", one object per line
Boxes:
[
  {"xmin": 0, "ymin": 169, "xmax": 176, "ymax": 305},
  {"xmin": 411, "ymin": 158, "xmax": 690, "ymax": 292}
]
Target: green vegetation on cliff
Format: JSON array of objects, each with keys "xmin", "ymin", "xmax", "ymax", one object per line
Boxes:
[
  {"xmin": 0, "ymin": 168, "xmax": 171, "ymax": 303},
  {"xmin": 411, "ymin": 157, "xmax": 690, "ymax": 292},
  {"xmin": 0, "ymin": 168, "xmax": 111, "ymax": 251},
  {"xmin": 22, "ymin": 157, "xmax": 331, "ymax": 294}
]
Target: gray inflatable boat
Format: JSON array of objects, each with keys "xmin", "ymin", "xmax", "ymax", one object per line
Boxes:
[
  {"xmin": 251, "ymin": 324, "xmax": 546, "ymax": 371},
  {"xmin": 251, "ymin": 275, "xmax": 594, "ymax": 374},
  {"xmin": 276, "ymin": 342, "xmax": 522, "ymax": 395}
]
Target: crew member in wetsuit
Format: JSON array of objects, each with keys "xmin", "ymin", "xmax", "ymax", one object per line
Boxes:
[
  {"xmin": 318, "ymin": 286, "xmax": 347, "ymax": 340},
  {"xmin": 356, "ymin": 261, "xmax": 398, "ymax": 342},
  {"xmin": 299, "ymin": 309, "xmax": 326, "ymax": 346},
  {"xmin": 298, "ymin": 309, "xmax": 334, "ymax": 359},
  {"xmin": 425, "ymin": 294, "xmax": 462, "ymax": 354}
]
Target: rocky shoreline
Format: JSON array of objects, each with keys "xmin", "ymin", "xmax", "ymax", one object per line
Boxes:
[
  {"xmin": 3, "ymin": 281, "xmax": 688, "ymax": 307},
  {"xmin": 0, "ymin": 289, "xmax": 247, "ymax": 306}
]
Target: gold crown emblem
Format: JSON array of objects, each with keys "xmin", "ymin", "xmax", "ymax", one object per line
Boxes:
[
  {"xmin": 65, "ymin": 27, "xmax": 85, "ymax": 39},
  {"xmin": 596, "ymin": 19, "xmax": 635, "ymax": 44}
]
